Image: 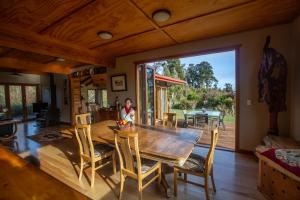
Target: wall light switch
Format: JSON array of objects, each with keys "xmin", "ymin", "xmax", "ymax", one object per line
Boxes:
[{"xmin": 247, "ymin": 99, "xmax": 252, "ymax": 106}]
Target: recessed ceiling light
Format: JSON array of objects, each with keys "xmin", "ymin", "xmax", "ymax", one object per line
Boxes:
[
  {"xmin": 152, "ymin": 9, "xmax": 171, "ymax": 22},
  {"xmin": 97, "ymin": 31, "xmax": 113, "ymax": 40},
  {"xmin": 56, "ymin": 57, "xmax": 65, "ymax": 62}
]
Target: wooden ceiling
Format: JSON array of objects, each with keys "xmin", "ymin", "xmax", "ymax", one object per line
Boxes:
[{"xmin": 0, "ymin": 0, "xmax": 299, "ymax": 74}]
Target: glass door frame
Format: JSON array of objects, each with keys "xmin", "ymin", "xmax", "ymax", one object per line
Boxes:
[
  {"xmin": 134, "ymin": 45, "xmax": 240, "ymax": 151},
  {"xmin": 0, "ymin": 83, "xmax": 40, "ymax": 121},
  {"xmin": 136, "ymin": 64, "xmax": 156, "ymax": 126}
]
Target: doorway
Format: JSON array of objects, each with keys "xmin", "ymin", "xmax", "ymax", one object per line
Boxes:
[
  {"xmin": 136, "ymin": 47, "xmax": 239, "ymax": 151},
  {"xmin": 0, "ymin": 84, "xmax": 39, "ymax": 121}
]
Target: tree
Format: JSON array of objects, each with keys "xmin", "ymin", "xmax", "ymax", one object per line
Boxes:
[
  {"xmin": 224, "ymin": 83, "xmax": 233, "ymax": 93},
  {"xmin": 186, "ymin": 61, "xmax": 218, "ymax": 89},
  {"xmin": 152, "ymin": 58, "xmax": 185, "ymax": 80}
]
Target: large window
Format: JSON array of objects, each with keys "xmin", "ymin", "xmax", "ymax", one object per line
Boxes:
[
  {"xmin": 0, "ymin": 84, "xmax": 38, "ymax": 121},
  {"xmin": 100, "ymin": 90, "xmax": 108, "ymax": 107},
  {"xmin": 0, "ymin": 85, "xmax": 6, "ymax": 108},
  {"xmin": 87, "ymin": 89, "xmax": 96, "ymax": 103}
]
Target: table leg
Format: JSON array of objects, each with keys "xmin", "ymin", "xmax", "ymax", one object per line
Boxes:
[
  {"xmin": 160, "ymin": 173, "xmax": 171, "ymax": 198},
  {"xmin": 159, "ymin": 164, "xmax": 172, "ymax": 198}
]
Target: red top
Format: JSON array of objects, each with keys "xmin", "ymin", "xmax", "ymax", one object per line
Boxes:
[{"xmin": 124, "ymin": 106, "xmax": 131, "ymax": 114}]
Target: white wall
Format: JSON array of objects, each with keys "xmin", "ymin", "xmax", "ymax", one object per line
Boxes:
[
  {"xmin": 108, "ymin": 23, "xmax": 295, "ymax": 151},
  {"xmin": 290, "ymin": 16, "xmax": 300, "ymax": 141}
]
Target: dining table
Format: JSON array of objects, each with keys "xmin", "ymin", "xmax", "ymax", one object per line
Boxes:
[{"xmin": 90, "ymin": 120, "xmax": 203, "ymax": 197}]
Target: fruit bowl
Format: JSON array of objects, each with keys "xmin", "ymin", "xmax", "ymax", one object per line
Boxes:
[{"xmin": 116, "ymin": 120, "xmax": 132, "ymax": 130}]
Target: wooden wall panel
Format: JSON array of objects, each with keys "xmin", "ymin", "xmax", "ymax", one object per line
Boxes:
[
  {"xmin": 0, "ymin": 0, "xmax": 299, "ymax": 72},
  {"xmin": 164, "ymin": 0, "xmax": 300, "ymax": 43},
  {"xmin": 43, "ymin": 0, "xmax": 155, "ymax": 48},
  {"xmin": 0, "ymin": 0, "xmax": 92, "ymax": 31},
  {"xmin": 0, "ymin": 24, "xmax": 112, "ymax": 66},
  {"xmin": 94, "ymin": 30, "xmax": 175, "ymax": 59},
  {"xmin": 131, "ymin": 0, "xmax": 252, "ymax": 26}
]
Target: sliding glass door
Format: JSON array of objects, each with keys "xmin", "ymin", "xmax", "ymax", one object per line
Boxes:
[
  {"xmin": 25, "ymin": 85, "xmax": 38, "ymax": 120},
  {"xmin": 9, "ymin": 85, "xmax": 23, "ymax": 120},
  {"xmin": 0, "ymin": 84, "xmax": 39, "ymax": 121},
  {"xmin": 137, "ymin": 64, "xmax": 156, "ymax": 125}
]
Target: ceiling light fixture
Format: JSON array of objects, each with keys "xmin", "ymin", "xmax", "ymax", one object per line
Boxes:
[
  {"xmin": 97, "ymin": 31, "xmax": 113, "ymax": 40},
  {"xmin": 56, "ymin": 57, "xmax": 65, "ymax": 62},
  {"xmin": 152, "ymin": 9, "xmax": 171, "ymax": 22}
]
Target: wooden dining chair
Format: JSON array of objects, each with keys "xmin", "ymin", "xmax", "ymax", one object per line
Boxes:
[
  {"xmin": 74, "ymin": 124, "xmax": 116, "ymax": 187},
  {"xmin": 174, "ymin": 128, "xmax": 219, "ymax": 200},
  {"xmin": 114, "ymin": 130, "xmax": 161, "ymax": 200},
  {"xmin": 162, "ymin": 112, "xmax": 177, "ymax": 128},
  {"xmin": 75, "ymin": 113, "xmax": 92, "ymax": 125}
]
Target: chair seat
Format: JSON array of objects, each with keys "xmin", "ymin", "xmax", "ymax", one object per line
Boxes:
[
  {"xmin": 179, "ymin": 153, "xmax": 206, "ymax": 173},
  {"xmin": 138, "ymin": 158, "xmax": 158, "ymax": 174},
  {"xmin": 94, "ymin": 143, "xmax": 114, "ymax": 157}
]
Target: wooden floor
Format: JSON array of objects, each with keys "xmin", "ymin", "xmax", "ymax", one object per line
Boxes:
[{"xmin": 6, "ymin": 121, "xmax": 264, "ymax": 200}]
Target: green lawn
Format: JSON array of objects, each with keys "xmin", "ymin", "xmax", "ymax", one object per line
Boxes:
[{"xmin": 170, "ymin": 109, "xmax": 235, "ymax": 124}]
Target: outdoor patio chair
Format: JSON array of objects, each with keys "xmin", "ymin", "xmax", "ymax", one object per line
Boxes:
[
  {"xmin": 218, "ymin": 111, "xmax": 226, "ymax": 130},
  {"xmin": 194, "ymin": 113, "xmax": 208, "ymax": 129}
]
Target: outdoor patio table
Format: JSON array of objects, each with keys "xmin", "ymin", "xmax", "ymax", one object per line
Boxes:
[{"xmin": 184, "ymin": 110, "xmax": 221, "ymax": 126}]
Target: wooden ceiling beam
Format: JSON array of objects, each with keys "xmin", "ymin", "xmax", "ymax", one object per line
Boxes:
[
  {"xmin": 0, "ymin": 57, "xmax": 71, "ymax": 74},
  {"xmin": 0, "ymin": 24, "xmax": 113, "ymax": 67}
]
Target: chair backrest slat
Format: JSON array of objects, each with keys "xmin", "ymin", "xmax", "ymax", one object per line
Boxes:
[
  {"xmin": 74, "ymin": 124, "xmax": 94, "ymax": 158},
  {"xmin": 114, "ymin": 130, "xmax": 141, "ymax": 175},
  {"xmin": 163, "ymin": 112, "xmax": 177, "ymax": 128},
  {"xmin": 205, "ymin": 128, "xmax": 219, "ymax": 174},
  {"xmin": 75, "ymin": 113, "xmax": 91, "ymax": 125}
]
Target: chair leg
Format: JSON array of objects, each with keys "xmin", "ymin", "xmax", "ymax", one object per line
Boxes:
[
  {"xmin": 112, "ymin": 151, "xmax": 117, "ymax": 174},
  {"xmin": 157, "ymin": 164, "xmax": 161, "ymax": 184},
  {"xmin": 211, "ymin": 168, "xmax": 216, "ymax": 193},
  {"xmin": 204, "ymin": 176, "xmax": 210, "ymax": 200},
  {"xmin": 79, "ymin": 157, "xmax": 84, "ymax": 181},
  {"xmin": 119, "ymin": 173, "xmax": 124, "ymax": 200},
  {"xmin": 91, "ymin": 161, "xmax": 95, "ymax": 187},
  {"xmin": 184, "ymin": 173, "xmax": 187, "ymax": 182},
  {"xmin": 174, "ymin": 168, "xmax": 178, "ymax": 197},
  {"xmin": 138, "ymin": 179, "xmax": 143, "ymax": 200}
]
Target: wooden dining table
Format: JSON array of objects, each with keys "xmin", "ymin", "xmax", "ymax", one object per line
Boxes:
[{"xmin": 91, "ymin": 120, "xmax": 203, "ymax": 197}]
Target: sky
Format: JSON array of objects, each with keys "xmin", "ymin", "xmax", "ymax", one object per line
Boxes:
[{"xmin": 180, "ymin": 50, "xmax": 236, "ymax": 89}]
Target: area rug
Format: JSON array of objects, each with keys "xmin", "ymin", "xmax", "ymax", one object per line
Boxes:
[{"xmin": 27, "ymin": 127, "xmax": 66, "ymax": 144}]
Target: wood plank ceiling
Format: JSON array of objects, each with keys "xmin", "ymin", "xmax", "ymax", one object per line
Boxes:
[{"xmin": 0, "ymin": 0, "xmax": 299, "ymax": 74}]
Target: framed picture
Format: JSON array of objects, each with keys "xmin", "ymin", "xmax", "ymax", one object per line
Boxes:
[{"xmin": 111, "ymin": 74, "xmax": 127, "ymax": 92}]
